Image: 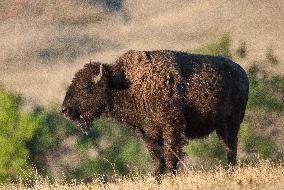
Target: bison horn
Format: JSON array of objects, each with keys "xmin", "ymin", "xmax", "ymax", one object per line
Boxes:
[{"xmin": 93, "ymin": 64, "xmax": 103, "ymax": 84}]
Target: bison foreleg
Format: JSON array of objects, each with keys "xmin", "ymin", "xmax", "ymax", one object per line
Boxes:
[
  {"xmin": 144, "ymin": 138, "xmax": 166, "ymax": 177},
  {"xmin": 163, "ymin": 125, "xmax": 187, "ymax": 175}
]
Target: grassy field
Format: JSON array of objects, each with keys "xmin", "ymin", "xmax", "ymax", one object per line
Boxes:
[{"xmin": 2, "ymin": 162, "xmax": 284, "ymax": 190}]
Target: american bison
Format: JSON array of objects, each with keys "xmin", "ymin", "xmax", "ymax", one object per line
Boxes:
[{"xmin": 61, "ymin": 50, "xmax": 249, "ymax": 176}]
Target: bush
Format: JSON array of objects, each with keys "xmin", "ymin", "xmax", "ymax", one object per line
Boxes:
[
  {"xmin": 191, "ymin": 34, "xmax": 232, "ymax": 58},
  {"xmin": 236, "ymin": 41, "xmax": 247, "ymax": 58},
  {"xmin": 239, "ymin": 123, "xmax": 276, "ymax": 159},
  {"xmin": 36, "ymin": 35, "xmax": 107, "ymax": 63},
  {"xmin": 266, "ymin": 47, "xmax": 280, "ymax": 65},
  {"xmin": 0, "ymin": 89, "xmax": 42, "ymax": 181},
  {"xmin": 87, "ymin": 0, "xmax": 123, "ymax": 11},
  {"xmin": 247, "ymin": 64, "xmax": 284, "ymax": 111}
]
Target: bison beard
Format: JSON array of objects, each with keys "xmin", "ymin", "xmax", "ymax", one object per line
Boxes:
[{"xmin": 61, "ymin": 50, "xmax": 249, "ymax": 178}]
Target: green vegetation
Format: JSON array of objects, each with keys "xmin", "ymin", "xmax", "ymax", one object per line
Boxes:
[
  {"xmin": 70, "ymin": 118, "xmax": 151, "ymax": 181},
  {"xmin": 192, "ymin": 34, "xmax": 232, "ymax": 58},
  {"xmin": 236, "ymin": 41, "xmax": 247, "ymax": 58},
  {"xmin": 0, "ymin": 89, "xmax": 42, "ymax": 181},
  {"xmin": 185, "ymin": 133, "xmax": 226, "ymax": 163},
  {"xmin": 0, "ymin": 89, "xmax": 150, "ymax": 183},
  {"xmin": 247, "ymin": 64, "xmax": 284, "ymax": 110},
  {"xmin": 266, "ymin": 46, "xmax": 280, "ymax": 65},
  {"xmin": 239, "ymin": 124, "xmax": 276, "ymax": 159}
]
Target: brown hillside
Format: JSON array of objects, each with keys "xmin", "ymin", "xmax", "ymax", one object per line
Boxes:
[{"xmin": 0, "ymin": 0, "xmax": 283, "ymax": 106}]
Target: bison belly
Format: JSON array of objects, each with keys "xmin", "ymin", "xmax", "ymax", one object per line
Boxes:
[{"xmin": 185, "ymin": 109, "xmax": 219, "ymax": 138}]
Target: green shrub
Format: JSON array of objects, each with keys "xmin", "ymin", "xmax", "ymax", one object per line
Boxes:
[
  {"xmin": 247, "ymin": 65, "xmax": 284, "ymax": 111},
  {"xmin": 192, "ymin": 34, "xmax": 232, "ymax": 58},
  {"xmin": 239, "ymin": 123, "xmax": 276, "ymax": 159},
  {"xmin": 185, "ymin": 122, "xmax": 276, "ymax": 164},
  {"xmin": 236, "ymin": 41, "xmax": 247, "ymax": 58},
  {"xmin": 266, "ymin": 47, "xmax": 280, "ymax": 65},
  {"xmin": 0, "ymin": 89, "xmax": 42, "ymax": 181}
]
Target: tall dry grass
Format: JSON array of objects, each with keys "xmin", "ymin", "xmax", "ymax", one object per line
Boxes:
[{"xmin": 2, "ymin": 161, "xmax": 284, "ymax": 190}]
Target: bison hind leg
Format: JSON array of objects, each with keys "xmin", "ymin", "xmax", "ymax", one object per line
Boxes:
[
  {"xmin": 216, "ymin": 116, "xmax": 240, "ymax": 166},
  {"xmin": 144, "ymin": 138, "xmax": 166, "ymax": 178}
]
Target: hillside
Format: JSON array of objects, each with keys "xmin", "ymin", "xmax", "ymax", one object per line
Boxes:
[{"xmin": 0, "ymin": 0, "xmax": 284, "ymax": 106}]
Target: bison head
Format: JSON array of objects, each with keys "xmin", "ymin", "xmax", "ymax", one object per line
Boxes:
[{"xmin": 61, "ymin": 62, "xmax": 110, "ymax": 134}]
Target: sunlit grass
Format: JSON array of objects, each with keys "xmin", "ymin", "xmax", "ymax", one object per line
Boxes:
[{"xmin": 2, "ymin": 161, "xmax": 284, "ymax": 190}]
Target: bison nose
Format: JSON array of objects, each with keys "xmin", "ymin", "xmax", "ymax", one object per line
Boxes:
[{"xmin": 60, "ymin": 106, "xmax": 67, "ymax": 114}]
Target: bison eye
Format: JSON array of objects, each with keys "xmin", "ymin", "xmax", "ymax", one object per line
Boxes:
[
  {"xmin": 85, "ymin": 83, "xmax": 95, "ymax": 94},
  {"xmin": 87, "ymin": 88, "xmax": 93, "ymax": 94}
]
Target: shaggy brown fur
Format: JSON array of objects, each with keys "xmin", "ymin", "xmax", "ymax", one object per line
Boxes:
[{"xmin": 61, "ymin": 50, "xmax": 249, "ymax": 177}]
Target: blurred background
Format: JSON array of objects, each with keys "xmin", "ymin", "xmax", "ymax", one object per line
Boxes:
[{"xmin": 0, "ymin": 0, "xmax": 284, "ymax": 183}]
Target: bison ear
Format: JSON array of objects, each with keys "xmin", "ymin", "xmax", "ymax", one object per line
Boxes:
[
  {"xmin": 93, "ymin": 64, "xmax": 104, "ymax": 84},
  {"xmin": 108, "ymin": 74, "xmax": 130, "ymax": 90}
]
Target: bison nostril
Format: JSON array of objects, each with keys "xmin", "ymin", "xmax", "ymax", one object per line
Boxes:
[{"xmin": 60, "ymin": 106, "xmax": 67, "ymax": 114}]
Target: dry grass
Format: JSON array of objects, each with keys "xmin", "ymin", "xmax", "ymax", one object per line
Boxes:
[{"xmin": 2, "ymin": 162, "xmax": 284, "ymax": 190}]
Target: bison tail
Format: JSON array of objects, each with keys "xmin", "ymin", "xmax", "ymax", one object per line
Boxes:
[{"xmin": 239, "ymin": 74, "xmax": 249, "ymax": 123}]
